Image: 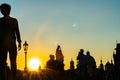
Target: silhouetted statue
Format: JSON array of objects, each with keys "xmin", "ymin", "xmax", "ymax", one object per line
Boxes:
[
  {"xmin": 0, "ymin": 3, "xmax": 21, "ymax": 80},
  {"xmin": 56, "ymin": 45, "xmax": 64, "ymax": 63},
  {"xmin": 5, "ymin": 63, "xmax": 11, "ymax": 80},
  {"xmin": 46, "ymin": 54, "xmax": 57, "ymax": 70},
  {"xmin": 55, "ymin": 45, "xmax": 64, "ymax": 72},
  {"xmin": 99, "ymin": 59, "xmax": 104, "ymax": 71},
  {"xmin": 97, "ymin": 60, "xmax": 105, "ymax": 80}
]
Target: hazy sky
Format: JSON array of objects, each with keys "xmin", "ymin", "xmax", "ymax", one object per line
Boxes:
[{"xmin": 0, "ymin": 0, "xmax": 120, "ymax": 70}]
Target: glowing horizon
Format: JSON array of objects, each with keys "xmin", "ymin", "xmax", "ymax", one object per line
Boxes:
[{"xmin": 1, "ymin": 0, "xmax": 120, "ymax": 70}]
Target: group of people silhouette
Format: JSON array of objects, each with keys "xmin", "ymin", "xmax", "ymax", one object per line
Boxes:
[
  {"xmin": 76, "ymin": 49, "xmax": 96, "ymax": 79},
  {"xmin": 45, "ymin": 48, "xmax": 96, "ymax": 80},
  {"xmin": 0, "ymin": 3, "xmax": 22, "ymax": 80}
]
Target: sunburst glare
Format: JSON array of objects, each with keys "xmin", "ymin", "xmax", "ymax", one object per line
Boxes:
[{"xmin": 28, "ymin": 58, "xmax": 41, "ymax": 71}]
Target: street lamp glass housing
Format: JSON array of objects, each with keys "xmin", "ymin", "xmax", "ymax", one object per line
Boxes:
[{"xmin": 23, "ymin": 41, "xmax": 28, "ymax": 53}]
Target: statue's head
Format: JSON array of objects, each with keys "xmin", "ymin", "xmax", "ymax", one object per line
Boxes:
[{"xmin": 0, "ymin": 3, "xmax": 11, "ymax": 16}]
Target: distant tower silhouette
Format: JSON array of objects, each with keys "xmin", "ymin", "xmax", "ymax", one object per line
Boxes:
[
  {"xmin": 70, "ymin": 59, "xmax": 74, "ymax": 70},
  {"xmin": 113, "ymin": 43, "xmax": 120, "ymax": 80},
  {"xmin": 55, "ymin": 45, "xmax": 64, "ymax": 71},
  {"xmin": 113, "ymin": 43, "xmax": 120, "ymax": 68}
]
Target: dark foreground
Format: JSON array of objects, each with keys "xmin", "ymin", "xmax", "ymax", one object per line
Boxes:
[{"xmin": 11, "ymin": 68, "xmax": 119, "ymax": 80}]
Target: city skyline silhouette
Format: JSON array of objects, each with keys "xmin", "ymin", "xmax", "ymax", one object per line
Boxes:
[{"xmin": 1, "ymin": 43, "xmax": 120, "ymax": 80}]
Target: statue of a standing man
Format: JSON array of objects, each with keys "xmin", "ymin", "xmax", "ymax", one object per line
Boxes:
[{"xmin": 0, "ymin": 3, "xmax": 22, "ymax": 80}]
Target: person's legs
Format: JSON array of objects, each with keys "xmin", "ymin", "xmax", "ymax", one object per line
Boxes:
[
  {"xmin": 9, "ymin": 44, "xmax": 17, "ymax": 80},
  {"xmin": 0, "ymin": 47, "xmax": 8, "ymax": 80}
]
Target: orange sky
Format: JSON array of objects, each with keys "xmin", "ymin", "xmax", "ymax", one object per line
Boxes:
[{"xmin": 1, "ymin": 0, "xmax": 120, "ymax": 70}]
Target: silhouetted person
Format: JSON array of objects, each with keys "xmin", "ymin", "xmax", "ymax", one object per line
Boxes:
[
  {"xmin": 46, "ymin": 54, "xmax": 57, "ymax": 70},
  {"xmin": 86, "ymin": 51, "xmax": 96, "ymax": 80},
  {"xmin": 77, "ymin": 49, "xmax": 87, "ymax": 80},
  {"xmin": 0, "ymin": 3, "xmax": 21, "ymax": 80},
  {"xmin": 77, "ymin": 49, "xmax": 87, "ymax": 73}
]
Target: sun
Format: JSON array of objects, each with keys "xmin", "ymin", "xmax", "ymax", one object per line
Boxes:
[{"xmin": 28, "ymin": 58, "xmax": 41, "ymax": 71}]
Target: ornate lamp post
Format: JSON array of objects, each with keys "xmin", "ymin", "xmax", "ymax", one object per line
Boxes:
[{"xmin": 23, "ymin": 41, "xmax": 28, "ymax": 72}]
